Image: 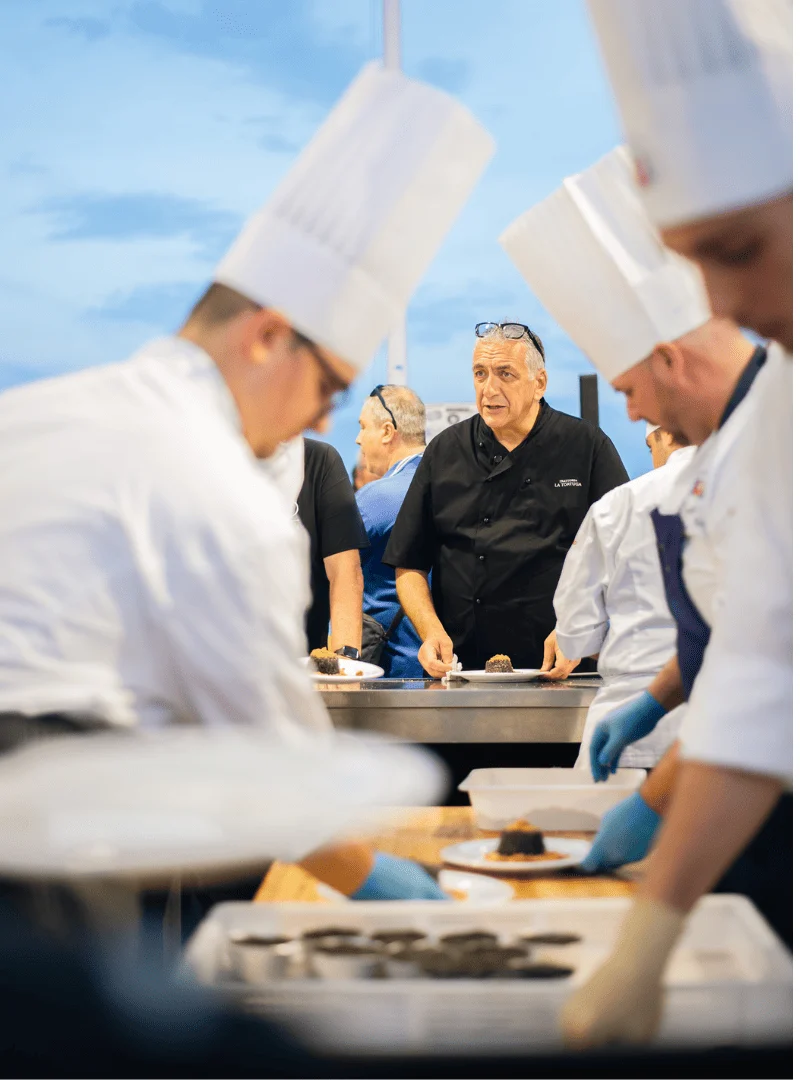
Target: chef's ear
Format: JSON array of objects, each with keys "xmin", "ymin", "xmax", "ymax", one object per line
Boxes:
[
  {"xmin": 651, "ymin": 340, "xmax": 683, "ymax": 374},
  {"xmin": 239, "ymin": 308, "xmax": 295, "ymax": 366},
  {"xmin": 532, "ymin": 365, "xmax": 548, "ymax": 400}
]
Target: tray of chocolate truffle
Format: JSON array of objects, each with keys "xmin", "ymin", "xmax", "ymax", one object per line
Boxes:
[
  {"xmin": 303, "ymin": 649, "xmax": 384, "ymax": 683},
  {"xmin": 456, "ymin": 654, "xmax": 541, "ymax": 682},
  {"xmin": 183, "ymin": 895, "xmax": 792, "ymax": 1052}
]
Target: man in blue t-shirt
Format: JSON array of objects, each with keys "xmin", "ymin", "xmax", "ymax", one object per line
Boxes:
[{"xmin": 355, "ymin": 385, "xmax": 427, "ymax": 678}]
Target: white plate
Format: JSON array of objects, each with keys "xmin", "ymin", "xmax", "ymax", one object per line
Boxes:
[
  {"xmin": 440, "ymin": 836, "xmax": 590, "ymax": 875},
  {"xmin": 302, "ymin": 657, "xmax": 384, "ymax": 683},
  {"xmin": 316, "ymin": 869, "xmax": 513, "ymax": 904},
  {"xmin": 456, "ymin": 669, "xmax": 541, "ymax": 684}
]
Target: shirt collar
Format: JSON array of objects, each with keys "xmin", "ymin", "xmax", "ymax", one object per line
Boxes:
[
  {"xmin": 131, "ymin": 335, "xmax": 244, "ymax": 437},
  {"xmin": 476, "ymin": 399, "xmax": 550, "ymax": 468},
  {"xmin": 719, "ymin": 345, "xmax": 768, "ymax": 428},
  {"xmin": 385, "ymin": 453, "xmax": 423, "ymax": 479}
]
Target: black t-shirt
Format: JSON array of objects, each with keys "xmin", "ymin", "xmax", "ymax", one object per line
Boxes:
[
  {"xmin": 297, "ymin": 438, "xmax": 368, "ymax": 651},
  {"xmin": 383, "ymin": 401, "xmax": 629, "ymax": 669}
]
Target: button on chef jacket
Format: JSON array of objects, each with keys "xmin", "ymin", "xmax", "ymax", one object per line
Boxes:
[
  {"xmin": 383, "ymin": 401, "xmax": 629, "ymax": 669},
  {"xmin": 0, "ymin": 336, "xmax": 332, "ymax": 740},
  {"xmin": 556, "ymin": 445, "xmax": 695, "ymax": 769}
]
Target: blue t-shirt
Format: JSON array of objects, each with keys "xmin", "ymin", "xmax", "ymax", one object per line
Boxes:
[{"xmin": 356, "ymin": 454, "xmax": 424, "ymax": 678}]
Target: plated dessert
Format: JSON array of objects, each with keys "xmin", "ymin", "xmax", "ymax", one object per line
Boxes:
[
  {"xmin": 486, "ymin": 819, "xmax": 566, "ymax": 863},
  {"xmin": 309, "ymin": 648, "xmax": 340, "ymax": 675},
  {"xmin": 485, "ymin": 654, "xmax": 514, "ymax": 673}
]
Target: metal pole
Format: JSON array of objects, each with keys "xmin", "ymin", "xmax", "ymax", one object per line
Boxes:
[
  {"xmin": 383, "ymin": 0, "xmax": 407, "ymax": 384},
  {"xmin": 579, "ymin": 373, "xmax": 600, "ymax": 427},
  {"xmin": 383, "ymin": 0, "xmax": 401, "ymax": 70}
]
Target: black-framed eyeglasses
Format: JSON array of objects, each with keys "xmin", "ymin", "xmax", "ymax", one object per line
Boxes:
[
  {"xmin": 293, "ymin": 330, "xmax": 351, "ymax": 414},
  {"xmin": 369, "ymin": 384, "xmax": 398, "ymax": 429},
  {"xmin": 475, "ymin": 322, "xmax": 546, "ymax": 362}
]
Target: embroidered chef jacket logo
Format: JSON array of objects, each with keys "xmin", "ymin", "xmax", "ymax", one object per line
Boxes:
[
  {"xmin": 555, "ymin": 478, "xmax": 582, "ymax": 488},
  {"xmin": 692, "ymin": 480, "xmax": 705, "ymax": 497},
  {"xmin": 634, "ymin": 154, "xmax": 652, "ymax": 188}
]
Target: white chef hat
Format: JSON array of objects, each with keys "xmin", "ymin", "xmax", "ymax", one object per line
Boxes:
[
  {"xmin": 499, "ymin": 146, "xmax": 711, "ymax": 382},
  {"xmin": 214, "ymin": 62, "xmax": 494, "ymax": 372},
  {"xmin": 586, "ymin": 0, "xmax": 792, "ymax": 228},
  {"xmin": 645, "ymin": 422, "xmax": 661, "ymax": 437}
]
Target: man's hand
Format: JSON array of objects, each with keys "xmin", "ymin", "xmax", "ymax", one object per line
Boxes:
[
  {"xmin": 561, "ymin": 898, "xmax": 683, "ymax": 1048},
  {"xmin": 581, "ymin": 792, "xmax": 661, "ymax": 873},
  {"xmin": 540, "ymin": 629, "xmax": 581, "ymax": 681},
  {"xmin": 561, "ymin": 953, "xmax": 664, "ymax": 1049},
  {"xmin": 350, "ymin": 853, "xmax": 449, "ymax": 900},
  {"xmin": 418, "ymin": 631, "xmax": 455, "ymax": 679},
  {"xmin": 590, "ymin": 691, "xmax": 667, "ymax": 781}
]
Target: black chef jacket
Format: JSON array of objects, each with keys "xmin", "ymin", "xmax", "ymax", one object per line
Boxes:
[
  {"xmin": 297, "ymin": 439, "xmax": 368, "ymax": 651},
  {"xmin": 383, "ymin": 401, "xmax": 629, "ymax": 669}
]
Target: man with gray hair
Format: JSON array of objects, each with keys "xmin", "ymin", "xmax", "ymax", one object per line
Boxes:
[
  {"xmin": 384, "ymin": 322, "xmax": 628, "ymax": 676},
  {"xmin": 355, "ymin": 384, "xmax": 428, "ymax": 677}
]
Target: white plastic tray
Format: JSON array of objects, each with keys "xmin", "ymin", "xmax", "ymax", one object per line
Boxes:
[
  {"xmin": 459, "ymin": 767, "xmax": 647, "ymax": 831},
  {"xmin": 182, "ymin": 895, "xmax": 791, "ymax": 1054}
]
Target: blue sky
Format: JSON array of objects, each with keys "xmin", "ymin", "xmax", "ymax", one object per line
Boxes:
[{"xmin": 0, "ymin": 0, "xmax": 652, "ymax": 477}]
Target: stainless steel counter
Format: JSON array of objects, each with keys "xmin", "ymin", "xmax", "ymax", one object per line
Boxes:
[{"xmin": 317, "ymin": 677, "xmax": 601, "ymax": 743}]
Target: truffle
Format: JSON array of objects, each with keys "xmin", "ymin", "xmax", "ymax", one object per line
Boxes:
[
  {"xmin": 496, "ymin": 819, "xmax": 547, "ymax": 857},
  {"xmin": 302, "ymin": 926, "xmax": 361, "ymax": 941},
  {"xmin": 439, "ymin": 931, "xmax": 498, "ymax": 950},
  {"xmin": 505, "ymin": 960, "xmax": 574, "ymax": 979},
  {"xmin": 370, "ymin": 929, "xmax": 428, "ymax": 946},
  {"xmin": 310, "ymin": 648, "xmax": 340, "ymax": 675},
  {"xmin": 418, "ymin": 949, "xmax": 497, "ymax": 979},
  {"xmin": 228, "ymin": 933, "xmax": 291, "ymax": 947},
  {"xmin": 520, "ymin": 932, "xmax": 582, "ymax": 946},
  {"xmin": 485, "ymin": 654, "xmax": 514, "ymax": 673}
]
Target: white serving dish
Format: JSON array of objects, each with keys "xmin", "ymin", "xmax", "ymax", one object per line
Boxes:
[
  {"xmin": 316, "ymin": 868, "xmax": 514, "ymax": 904},
  {"xmin": 440, "ymin": 836, "xmax": 590, "ymax": 875},
  {"xmin": 456, "ymin": 669, "xmax": 541, "ymax": 684},
  {"xmin": 301, "ymin": 657, "xmax": 384, "ymax": 683},
  {"xmin": 183, "ymin": 896, "xmax": 792, "ymax": 1054},
  {"xmin": 459, "ymin": 767, "xmax": 646, "ymax": 832}
]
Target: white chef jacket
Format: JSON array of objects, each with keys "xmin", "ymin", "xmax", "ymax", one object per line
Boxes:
[
  {"xmin": 654, "ymin": 346, "xmax": 774, "ymax": 630},
  {"xmin": 680, "ymin": 347, "xmax": 792, "ymax": 785},
  {"xmin": 261, "ymin": 436, "xmax": 306, "ymax": 514},
  {"xmin": 556, "ymin": 446, "xmax": 694, "ymax": 769},
  {"xmin": 0, "ymin": 336, "xmax": 331, "ymax": 740}
]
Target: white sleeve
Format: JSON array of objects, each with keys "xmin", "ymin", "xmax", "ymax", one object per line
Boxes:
[
  {"xmin": 680, "ymin": 351, "xmax": 792, "ymax": 784},
  {"xmin": 554, "ymin": 489, "xmax": 626, "ymax": 659},
  {"xmin": 143, "ymin": 465, "xmax": 332, "ymax": 741}
]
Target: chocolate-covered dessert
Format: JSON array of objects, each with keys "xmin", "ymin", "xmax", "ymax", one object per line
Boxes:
[
  {"xmin": 310, "ymin": 648, "xmax": 340, "ymax": 675},
  {"xmin": 228, "ymin": 934, "xmax": 291, "ymax": 947},
  {"xmin": 496, "ymin": 819, "xmax": 547, "ymax": 857},
  {"xmin": 370, "ymin": 929, "xmax": 427, "ymax": 946},
  {"xmin": 520, "ymin": 932, "xmax": 582, "ymax": 946},
  {"xmin": 439, "ymin": 930, "xmax": 497, "ymax": 950},
  {"xmin": 505, "ymin": 960, "xmax": 574, "ymax": 979},
  {"xmin": 485, "ymin": 654, "xmax": 513, "ymax": 673},
  {"xmin": 302, "ymin": 926, "xmax": 361, "ymax": 941},
  {"xmin": 419, "ymin": 949, "xmax": 496, "ymax": 979}
]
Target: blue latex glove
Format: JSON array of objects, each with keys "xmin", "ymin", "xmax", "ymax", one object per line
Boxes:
[
  {"xmin": 350, "ymin": 853, "xmax": 449, "ymax": 901},
  {"xmin": 589, "ymin": 691, "xmax": 667, "ymax": 782},
  {"xmin": 581, "ymin": 793, "xmax": 661, "ymax": 873}
]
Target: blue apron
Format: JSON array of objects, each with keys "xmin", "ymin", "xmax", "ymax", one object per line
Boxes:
[{"xmin": 651, "ymin": 347, "xmax": 791, "ymax": 948}]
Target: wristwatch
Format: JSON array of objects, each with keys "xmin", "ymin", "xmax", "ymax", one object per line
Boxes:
[{"xmin": 334, "ymin": 646, "xmax": 360, "ymax": 661}]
